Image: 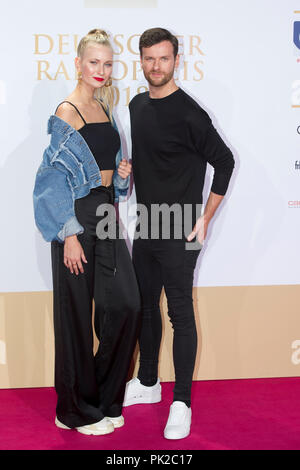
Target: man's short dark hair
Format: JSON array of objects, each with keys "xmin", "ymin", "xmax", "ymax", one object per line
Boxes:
[{"xmin": 139, "ymin": 28, "xmax": 179, "ymax": 58}]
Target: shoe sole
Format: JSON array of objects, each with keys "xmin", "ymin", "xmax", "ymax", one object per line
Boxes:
[
  {"xmin": 123, "ymin": 395, "xmax": 162, "ymax": 407},
  {"xmin": 76, "ymin": 424, "xmax": 114, "ymax": 436},
  {"xmin": 55, "ymin": 417, "xmax": 71, "ymax": 430},
  {"xmin": 164, "ymin": 429, "xmax": 191, "ymax": 440},
  {"xmin": 55, "ymin": 417, "xmax": 114, "ymax": 435}
]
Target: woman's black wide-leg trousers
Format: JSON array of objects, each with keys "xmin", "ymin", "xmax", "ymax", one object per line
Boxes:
[{"xmin": 51, "ymin": 185, "xmax": 141, "ymax": 428}]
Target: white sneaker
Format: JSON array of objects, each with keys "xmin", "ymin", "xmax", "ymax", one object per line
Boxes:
[
  {"xmin": 55, "ymin": 416, "xmax": 114, "ymax": 436},
  {"xmin": 163, "ymin": 401, "xmax": 192, "ymax": 440},
  {"xmin": 122, "ymin": 377, "xmax": 162, "ymax": 407},
  {"xmin": 106, "ymin": 415, "xmax": 125, "ymax": 428}
]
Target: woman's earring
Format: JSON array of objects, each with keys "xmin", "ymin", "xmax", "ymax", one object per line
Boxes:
[
  {"xmin": 105, "ymin": 77, "xmax": 112, "ymax": 87},
  {"xmin": 77, "ymin": 71, "xmax": 82, "ymax": 81}
]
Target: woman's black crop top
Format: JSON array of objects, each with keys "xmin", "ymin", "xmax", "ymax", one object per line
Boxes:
[{"xmin": 56, "ymin": 101, "xmax": 120, "ymax": 171}]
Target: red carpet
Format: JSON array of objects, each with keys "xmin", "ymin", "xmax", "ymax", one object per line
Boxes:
[{"xmin": 1, "ymin": 378, "xmax": 300, "ymax": 450}]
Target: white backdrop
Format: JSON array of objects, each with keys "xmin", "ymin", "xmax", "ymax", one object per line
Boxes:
[{"xmin": 0, "ymin": 0, "xmax": 299, "ymax": 292}]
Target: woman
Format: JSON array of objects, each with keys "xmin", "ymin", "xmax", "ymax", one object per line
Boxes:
[{"xmin": 33, "ymin": 29, "xmax": 140, "ymax": 436}]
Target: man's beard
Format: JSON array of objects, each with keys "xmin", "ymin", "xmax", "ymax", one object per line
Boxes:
[{"xmin": 143, "ymin": 68, "xmax": 175, "ymax": 87}]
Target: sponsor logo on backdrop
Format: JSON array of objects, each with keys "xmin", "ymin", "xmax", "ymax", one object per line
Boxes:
[
  {"xmin": 291, "ymin": 340, "xmax": 300, "ymax": 365},
  {"xmin": 84, "ymin": 0, "xmax": 157, "ymax": 7},
  {"xmin": 291, "ymin": 80, "xmax": 300, "ymax": 107},
  {"xmin": 293, "ymin": 21, "xmax": 300, "ymax": 51},
  {"xmin": 297, "ymin": 125, "xmax": 300, "ymax": 134},
  {"xmin": 33, "ymin": 33, "xmax": 205, "ymax": 106},
  {"xmin": 293, "ymin": 11, "xmax": 300, "ymax": 100},
  {"xmin": 294, "ymin": 11, "xmax": 300, "ymax": 62},
  {"xmin": 288, "ymin": 200, "xmax": 300, "ymax": 207},
  {"xmin": 295, "ymin": 160, "xmax": 300, "ymax": 169},
  {"xmin": 294, "ymin": 21, "xmax": 300, "ymax": 48}
]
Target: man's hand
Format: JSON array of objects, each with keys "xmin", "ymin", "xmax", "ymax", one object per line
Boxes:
[
  {"xmin": 187, "ymin": 214, "xmax": 209, "ymax": 244},
  {"xmin": 187, "ymin": 191, "xmax": 224, "ymax": 244},
  {"xmin": 117, "ymin": 158, "xmax": 132, "ymax": 179}
]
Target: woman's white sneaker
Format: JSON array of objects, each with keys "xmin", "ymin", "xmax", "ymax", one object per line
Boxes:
[
  {"xmin": 163, "ymin": 401, "xmax": 192, "ymax": 440},
  {"xmin": 106, "ymin": 415, "xmax": 125, "ymax": 428},
  {"xmin": 55, "ymin": 416, "xmax": 114, "ymax": 435},
  {"xmin": 123, "ymin": 377, "xmax": 161, "ymax": 407},
  {"xmin": 55, "ymin": 417, "xmax": 71, "ymax": 430}
]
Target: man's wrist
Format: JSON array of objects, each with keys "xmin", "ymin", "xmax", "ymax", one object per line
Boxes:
[{"xmin": 203, "ymin": 212, "xmax": 213, "ymax": 223}]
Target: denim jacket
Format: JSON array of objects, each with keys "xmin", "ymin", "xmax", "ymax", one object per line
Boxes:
[{"xmin": 33, "ymin": 114, "xmax": 129, "ymax": 242}]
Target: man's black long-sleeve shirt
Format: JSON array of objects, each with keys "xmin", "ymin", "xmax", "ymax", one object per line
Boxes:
[{"xmin": 129, "ymin": 87, "xmax": 234, "ymax": 230}]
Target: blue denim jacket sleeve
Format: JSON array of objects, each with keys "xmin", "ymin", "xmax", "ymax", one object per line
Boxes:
[
  {"xmin": 33, "ymin": 112, "xmax": 129, "ymax": 242},
  {"xmin": 33, "ymin": 163, "xmax": 84, "ymax": 242},
  {"xmin": 112, "ymin": 115, "xmax": 129, "ymax": 202}
]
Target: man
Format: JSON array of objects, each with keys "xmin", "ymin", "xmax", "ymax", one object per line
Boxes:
[{"xmin": 123, "ymin": 28, "xmax": 235, "ymax": 440}]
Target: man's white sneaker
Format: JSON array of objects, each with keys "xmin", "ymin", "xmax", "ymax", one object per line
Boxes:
[
  {"xmin": 163, "ymin": 401, "xmax": 192, "ymax": 440},
  {"xmin": 55, "ymin": 416, "xmax": 114, "ymax": 435},
  {"xmin": 123, "ymin": 377, "xmax": 161, "ymax": 407},
  {"xmin": 106, "ymin": 415, "xmax": 125, "ymax": 428}
]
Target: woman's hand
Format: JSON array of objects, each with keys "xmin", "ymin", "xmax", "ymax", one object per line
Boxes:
[
  {"xmin": 64, "ymin": 235, "xmax": 87, "ymax": 275},
  {"xmin": 117, "ymin": 158, "xmax": 132, "ymax": 179}
]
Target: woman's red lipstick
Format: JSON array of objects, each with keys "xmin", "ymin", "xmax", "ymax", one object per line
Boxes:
[{"xmin": 93, "ymin": 77, "xmax": 104, "ymax": 82}]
